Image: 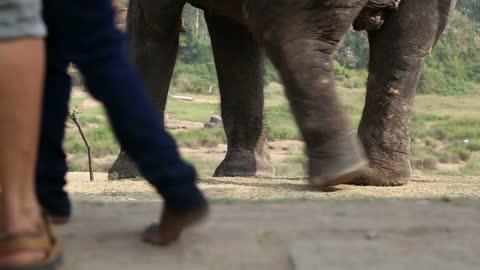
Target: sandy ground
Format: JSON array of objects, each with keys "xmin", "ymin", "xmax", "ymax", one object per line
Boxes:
[
  {"xmin": 65, "ymin": 172, "xmax": 480, "ymax": 201},
  {"xmin": 54, "ymin": 172, "xmax": 480, "ymax": 269}
]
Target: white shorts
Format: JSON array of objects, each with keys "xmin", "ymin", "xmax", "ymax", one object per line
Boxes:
[{"xmin": 0, "ymin": 0, "xmax": 46, "ymax": 39}]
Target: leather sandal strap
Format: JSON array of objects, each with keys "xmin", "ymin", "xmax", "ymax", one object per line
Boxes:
[
  {"xmin": 0, "ymin": 213, "xmax": 55, "ymax": 255},
  {"xmin": 0, "ymin": 233, "xmax": 50, "ymax": 254}
]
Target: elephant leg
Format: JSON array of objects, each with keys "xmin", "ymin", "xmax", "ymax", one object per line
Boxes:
[
  {"xmin": 249, "ymin": 0, "xmax": 369, "ymax": 187},
  {"xmin": 354, "ymin": 0, "xmax": 455, "ymax": 186},
  {"xmin": 109, "ymin": 0, "xmax": 185, "ymax": 180},
  {"xmin": 205, "ymin": 15, "xmax": 275, "ymax": 178}
]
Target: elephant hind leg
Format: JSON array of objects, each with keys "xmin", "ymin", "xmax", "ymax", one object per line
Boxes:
[
  {"xmin": 127, "ymin": 0, "xmax": 186, "ymax": 116},
  {"xmin": 354, "ymin": 0, "xmax": 454, "ymax": 186},
  {"xmin": 109, "ymin": 0, "xmax": 185, "ymax": 180},
  {"xmin": 205, "ymin": 15, "xmax": 275, "ymax": 178},
  {"xmin": 249, "ymin": 0, "xmax": 369, "ymax": 187}
]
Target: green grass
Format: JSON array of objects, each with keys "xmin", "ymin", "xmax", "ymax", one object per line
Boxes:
[
  {"xmin": 70, "ymin": 96, "xmax": 87, "ymax": 107},
  {"xmin": 76, "ymin": 115, "xmax": 105, "ymax": 126},
  {"xmin": 165, "ymin": 99, "xmax": 219, "ymax": 122},
  {"xmin": 63, "ymin": 82, "xmax": 480, "ymax": 176},
  {"xmin": 275, "ymin": 153, "xmax": 307, "ymax": 177},
  {"xmin": 460, "ymin": 160, "xmax": 480, "ymax": 176},
  {"xmin": 431, "ymin": 117, "xmax": 480, "ymax": 141},
  {"xmin": 79, "ymin": 106, "xmax": 106, "ymax": 118},
  {"xmin": 185, "ymin": 157, "xmax": 220, "ymax": 178},
  {"xmin": 276, "ymin": 162, "xmax": 306, "ymax": 177},
  {"xmin": 64, "ymin": 124, "xmax": 119, "ymax": 158},
  {"xmin": 172, "ymin": 128, "xmax": 226, "ymax": 148},
  {"xmin": 265, "ymin": 105, "xmax": 299, "ymax": 140},
  {"xmin": 264, "ymin": 99, "xmax": 363, "ymax": 141}
]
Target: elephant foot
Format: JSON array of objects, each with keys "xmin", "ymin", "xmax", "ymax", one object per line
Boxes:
[
  {"xmin": 108, "ymin": 152, "xmax": 142, "ymax": 180},
  {"xmin": 308, "ymin": 135, "xmax": 368, "ymax": 188},
  {"xmin": 213, "ymin": 149, "xmax": 275, "ymax": 178},
  {"xmin": 352, "ymin": 164, "xmax": 411, "ymax": 186},
  {"xmin": 309, "ymin": 160, "xmax": 367, "ymax": 189},
  {"xmin": 351, "ymin": 150, "xmax": 411, "ymax": 186}
]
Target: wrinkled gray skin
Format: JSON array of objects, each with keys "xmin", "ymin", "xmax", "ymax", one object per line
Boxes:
[
  {"xmin": 352, "ymin": 0, "xmax": 456, "ymax": 185},
  {"xmin": 109, "ymin": 0, "xmax": 455, "ymax": 187}
]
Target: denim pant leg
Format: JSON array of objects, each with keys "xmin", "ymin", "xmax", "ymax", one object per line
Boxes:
[
  {"xmin": 43, "ymin": 0, "xmax": 206, "ymax": 210},
  {"xmin": 36, "ymin": 56, "xmax": 72, "ymax": 217},
  {"xmin": 76, "ymin": 47, "xmax": 206, "ymax": 210}
]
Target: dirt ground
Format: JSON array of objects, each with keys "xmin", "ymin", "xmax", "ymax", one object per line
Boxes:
[
  {"xmin": 56, "ymin": 172, "xmax": 480, "ymax": 270},
  {"xmin": 65, "ymin": 172, "xmax": 480, "ymax": 201}
]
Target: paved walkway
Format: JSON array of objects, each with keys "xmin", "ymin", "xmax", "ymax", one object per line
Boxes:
[{"xmin": 57, "ymin": 199, "xmax": 480, "ymax": 270}]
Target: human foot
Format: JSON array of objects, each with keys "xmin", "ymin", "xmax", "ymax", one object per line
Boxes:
[{"xmin": 142, "ymin": 206, "xmax": 209, "ymax": 246}]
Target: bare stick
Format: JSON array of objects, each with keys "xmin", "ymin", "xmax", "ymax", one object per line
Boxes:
[{"xmin": 68, "ymin": 107, "xmax": 94, "ymax": 181}]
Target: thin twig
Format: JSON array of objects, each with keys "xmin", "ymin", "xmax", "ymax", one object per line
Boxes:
[{"xmin": 68, "ymin": 106, "xmax": 94, "ymax": 181}]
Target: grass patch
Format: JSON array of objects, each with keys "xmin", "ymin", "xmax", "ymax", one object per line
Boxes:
[
  {"xmin": 64, "ymin": 124, "xmax": 119, "ymax": 158},
  {"xmin": 76, "ymin": 115, "xmax": 105, "ymax": 126},
  {"xmin": 265, "ymin": 105, "xmax": 299, "ymax": 140},
  {"xmin": 460, "ymin": 160, "xmax": 480, "ymax": 176},
  {"xmin": 276, "ymin": 162, "xmax": 306, "ymax": 177},
  {"xmin": 70, "ymin": 96, "xmax": 87, "ymax": 107},
  {"xmin": 67, "ymin": 155, "xmax": 116, "ymax": 172},
  {"xmin": 410, "ymin": 113, "xmax": 451, "ymax": 140},
  {"xmin": 466, "ymin": 139, "xmax": 480, "ymax": 151},
  {"xmin": 410, "ymin": 145, "xmax": 439, "ymax": 170},
  {"xmin": 431, "ymin": 117, "xmax": 480, "ymax": 141},
  {"xmin": 276, "ymin": 153, "xmax": 307, "ymax": 177},
  {"xmin": 63, "ymin": 82, "xmax": 480, "ymax": 176},
  {"xmin": 166, "ymin": 99, "xmax": 219, "ymax": 122},
  {"xmin": 264, "ymin": 100, "xmax": 363, "ymax": 141},
  {"xmin": 184, "ymin": 157, "xmax": 220, "ymax": 178},
  {"xmin": 172, "ymin": 128, "xmax": 226, "ymax": 148},
  {"xmin": 264, "ymin": 83, "xmax": 286, "ymax": 106},
  {"xmin": 80, "ymin": 106, "xmax": 107, "ymax": 118}
]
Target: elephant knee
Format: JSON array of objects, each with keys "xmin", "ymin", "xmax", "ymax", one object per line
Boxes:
[{"xmin": 266, "ymin": 36, "xmax": 336, "ymax": 71}]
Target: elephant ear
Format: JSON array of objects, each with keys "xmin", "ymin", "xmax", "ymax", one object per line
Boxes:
[{"xmin": 352, "ymin": 0, "xmax": 402, "ymax": 31}]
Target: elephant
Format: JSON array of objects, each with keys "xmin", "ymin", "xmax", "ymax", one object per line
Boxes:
[{"xmin": 108, "ymin": 0, "xmax": 456, "ymax": 187}]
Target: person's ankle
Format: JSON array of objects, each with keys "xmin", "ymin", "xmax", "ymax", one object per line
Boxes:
[{"xmin": 0, "ymin": 199, "xmax": 43, "ymax": 235}]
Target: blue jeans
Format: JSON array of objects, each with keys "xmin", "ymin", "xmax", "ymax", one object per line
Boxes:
[{"xmin": 36, "ymin": 0, "xmax": 206, "ymax": 217}]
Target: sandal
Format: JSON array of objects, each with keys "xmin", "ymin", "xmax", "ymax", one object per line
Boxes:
[{"xmin": 0, "ymin": 214, "xmax": 62, "ymax": 270}]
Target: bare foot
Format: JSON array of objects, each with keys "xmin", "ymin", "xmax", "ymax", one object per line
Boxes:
[{"xmin": 143, "ymin": 206, "xmax": 209, "ymax": 246}]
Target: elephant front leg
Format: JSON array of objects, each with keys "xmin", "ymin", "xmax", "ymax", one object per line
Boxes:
[
  {"xmin": 354, "ymin": 0, "xmax": 454, "ymax": 186},
  {"xmin": 205, "ymin": 15, "xmax": 275, "ymax": 178},
  {"xmin": 109, "ymin": 0, "xmax": 185, "ymax": 180},
  {"xmin": 250, "ymin": 0, "xmax": 369, "ymax": 187}
]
